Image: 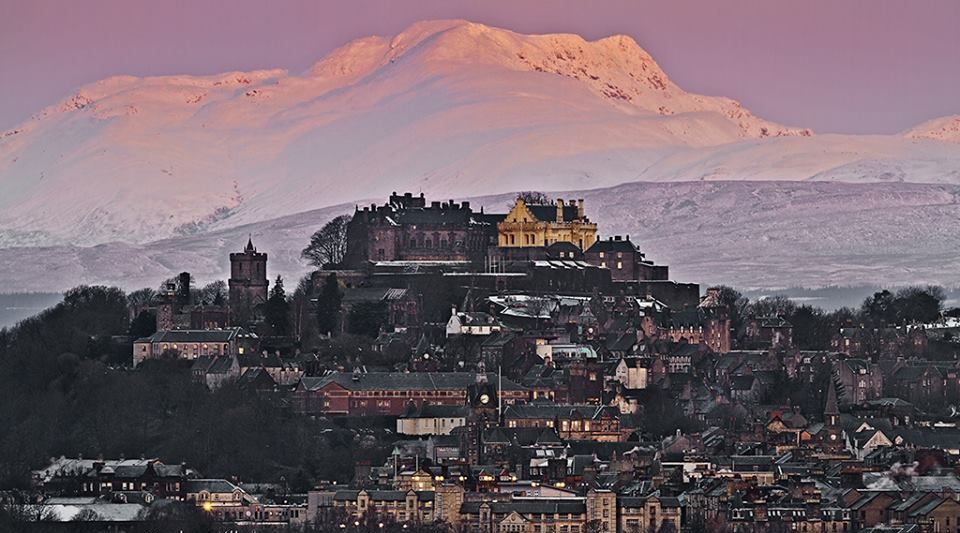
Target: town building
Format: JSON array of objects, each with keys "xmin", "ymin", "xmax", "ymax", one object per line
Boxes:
[
  {"xmin": 132, "ymin": 327, "xmax": 258, "ymax": 366},
  {"xmin": 583, "ymin": 235, "xmax": 668, "ymax": 282},
  {"xmin": 294, "ymin": 372, "xmax": 528, "ymax": 416}
]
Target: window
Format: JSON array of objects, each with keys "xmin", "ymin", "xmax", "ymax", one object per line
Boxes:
[
  {"xmin": 599, "ymin": 252, "xmax": 604, "ymax": 258},
  {"xmin": 617, "ymin": 261, "xmax": 622, "ymax": 269}
]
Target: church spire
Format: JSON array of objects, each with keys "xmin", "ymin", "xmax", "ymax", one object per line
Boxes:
[{"xmin": 245, "ymin": 235, "xmax": 256, "ymax": 253}]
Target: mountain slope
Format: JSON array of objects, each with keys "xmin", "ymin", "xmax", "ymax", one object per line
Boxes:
[
  {"xmin": 3, "ymin": 181, "xmax": 960, "ymax": 293},
  {"xmin": 1, "ymin": 19, "xmax": 815, "ymax": 247}
]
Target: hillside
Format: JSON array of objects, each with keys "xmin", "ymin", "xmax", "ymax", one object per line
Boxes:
[
  {"xmin": 4, "ymin": 181, "xmax": 960, "ymax": 294},
  {"xmin": 2, "ymin": 20, "xmax": 960, "ymax": 294},
  {"xmin": 0, "ymin": 19, "xmax": 818, "ymax": 248}
]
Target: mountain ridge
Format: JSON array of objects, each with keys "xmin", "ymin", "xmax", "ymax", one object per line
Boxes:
[{"xmin": 1, "ymin": 19, "xmax": 960, "ymax": 294}]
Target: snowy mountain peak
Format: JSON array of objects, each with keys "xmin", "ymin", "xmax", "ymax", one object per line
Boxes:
[{"xmin": 1, "ymin": 20, "xmax": 955, "ymax": 252}]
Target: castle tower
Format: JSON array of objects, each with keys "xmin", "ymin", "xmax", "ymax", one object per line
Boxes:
[{"xmin": 229, "ymin": 237, "xmax": 269, "ymax": 310}]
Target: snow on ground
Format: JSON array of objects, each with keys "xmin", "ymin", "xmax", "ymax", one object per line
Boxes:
[
  {"xmin": 3, "ymin": 181, "xmax": 960, "ymax": 294},
  {"xmin": 2, "ymin": 20, "xmax": 960, "ymax": 294}
]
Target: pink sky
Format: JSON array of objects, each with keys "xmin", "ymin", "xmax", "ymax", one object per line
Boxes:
[{"xmin": 2, "ymin": 0, "xmax": 957, "ymax": 134}]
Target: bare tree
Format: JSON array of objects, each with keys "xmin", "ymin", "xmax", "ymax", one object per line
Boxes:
[
  {"xmin": 198, "ymin": 280, "xmax": 227, "ymax": 306},
  {"xmin": 302, "ymin": 215, "xmax": 351, "ymax": 268},
  {"xmin": 127, "ymin": 288, "xmax": 157, "ymax": 309},
  {"xmin": 512, "ymin": 191, "xmax": 550, "ymax": 206}
]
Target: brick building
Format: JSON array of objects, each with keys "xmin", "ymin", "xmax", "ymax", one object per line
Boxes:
[{"xmin": 293, "ymin": 372, "xmax": 528, "ymax": 415}]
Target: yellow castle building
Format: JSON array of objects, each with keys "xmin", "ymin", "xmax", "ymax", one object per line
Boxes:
[{"xmin": 497, "ymin": 198, "xmax": 598, "ymax": 250}]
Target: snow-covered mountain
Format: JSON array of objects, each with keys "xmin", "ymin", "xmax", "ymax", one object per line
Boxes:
[{"xmin": 2, "ymin": 19, "xmax": 960, "ymax": 293}]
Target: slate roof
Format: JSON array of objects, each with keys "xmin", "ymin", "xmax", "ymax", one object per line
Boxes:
[
  {"xmin": 237, "ymin": 367, "xmax": 277, "ymax": 389},
  {"xmin": 401, "ymin": 404, "xmax": 468, "ymax": 419},
  {"xmin": 730, "ymin": 375, "xmax": 756, "ymax": 391},
  {"xmin": 460, "ymin": 500, "xmax": 586, "ymax": 515},
  {"xmin": 585, "ymin": 237, "xmax": 639, "ymax": 254},
  {"xmin": 503, "ymin": 404, "xmax": 618, "ymax": 421},
  {"xmin": 184, "ymin": 479, "xmax": 242, "ymax": 494},
  {"xmin": 333, "ymin": 490, "xmax": 433, "ymax": 502},
  {"xmin": 343, "ymin": 287, "xmax": 409, "ymax": 304},
  {"xmin": 525, "ymin": 203, "xmax": 581, "ymax": 223},
  {"xmin": 206, "ymin": 356, "xmax": 235, "ymax": 374},
  {"xmin": 298, "ymin": 372, "xmax": 527, "ymax": 392},
  {"xmin": 140, "ymin": 328, "xmax": 250, "ymax": 343},
  {"xmin": 190, "ymin": 357, "xmax": 215, "ymax": 372}
]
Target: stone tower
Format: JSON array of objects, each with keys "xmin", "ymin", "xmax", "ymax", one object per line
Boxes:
[{"xmin": 229, "ymin": 237, "xmax": 269, "ymax": 309}]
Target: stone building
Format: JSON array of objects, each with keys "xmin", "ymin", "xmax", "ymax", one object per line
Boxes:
[
  {"xmin": 583, "ymin": 235, "xmax": 668, "ymax": 282},
  {"xmin": 229, "ymin": 238, "xmax": 268, "ymax": 310},
  {"xmin": 132, "ymin": 327, "xmax": 258, "ymax": 367},
  {"xmin": 496, "ymin": 198, "xmax": 597, "ymax": 252},
  {"xmin": 343, "ymin": 192, "xmax": 500, "ymax": 268}
]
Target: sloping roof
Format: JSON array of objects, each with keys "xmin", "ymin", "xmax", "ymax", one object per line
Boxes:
[
  {"xmin": 237, "ymin": 367, "xmax": 277, "ymax": 389},
  {"xmin": 145, "ymin": 328, "xmax": 248, "ymax": 343},
  {"xmin": 299, "ymin": 372, "xmax": 527, "ymax": 392},
  {"xmin": 503, "ymin": 404, "xmax": 617, "ymax": 421},
  {"xmin": 334, "ymin": 490, "xmax": 433, "ymax": 502},
  {"xmin": 524, "ymin": 203, "xmax": 580, "ymax": 223},
  {"xmin": 730, "ymin": 375, "xmax": 756, "ymax": 391},
  {"xmin": 342, "ymin": 287, "xmax": 409, "ymax": 304},
  {"xmin": 585, "ymin": 237, "xmax": 638, "ymax": 254},
  {"xmin": 401, "ymin": 403, "xmax": 468, "ymax": 419},
  {"xmin": 206, "ymin": 356, "xmax": 235, "ymax": 374},
  {"xmin": 461, "ymin": 500, "xmax": 586, "ymax": 515},
  {"xmin": 184, "ymin": 479, "xmax": 242, "ymax": 494}
]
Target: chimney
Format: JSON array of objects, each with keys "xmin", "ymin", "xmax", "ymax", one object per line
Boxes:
[
  {"xmin": 614, "ymin": 236, "xmax": 622, "ymax": 241},
  {"xmin": 577, "ymin": 199, "xmax": 585, "ymax": 219},
  {"xmin": 556, "ymin": 199, "xmax": 564, "ymax": 222},
  {"xmin": 462, "ymin": 201, "xmax": 470, "ymax": 210}
]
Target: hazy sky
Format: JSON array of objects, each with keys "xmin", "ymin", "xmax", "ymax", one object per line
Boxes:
[{"xmin": 2, "ymin": 0, "xmax": 958, "ymax": 134}]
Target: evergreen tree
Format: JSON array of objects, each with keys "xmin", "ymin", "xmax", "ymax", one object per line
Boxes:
[
  {"xmin": 128, "ymin": 310, "xmax": 157, "ymax": 339},
  {"xmin": 347, "ymin": 301, "xmax": 387, "ymax": 338},
  {"xmin": 264, "ymin": 275, "xmax": 290, "ymax": 336},
  {"xmin": 316, "ymin": 273, "xmax": 342, "ymax": 336}
]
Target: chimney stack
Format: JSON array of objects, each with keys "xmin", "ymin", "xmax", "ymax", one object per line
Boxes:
[
  {"xmin": 556, "ymin": 199, "xmax": 564, "ymax": 223},
  {"xmin": 577, "ymin": 199, "xmax": 585, "ymax": 219}
]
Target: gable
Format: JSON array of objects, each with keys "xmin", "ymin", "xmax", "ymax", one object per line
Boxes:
[{"xmin": 504, "ymin": 200, "xmax": 539, "ymax": 224}]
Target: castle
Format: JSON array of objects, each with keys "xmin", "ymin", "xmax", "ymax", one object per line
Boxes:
[{"xmin": 342, "ymin": 192, "xmax": 500, "ymax": 267}]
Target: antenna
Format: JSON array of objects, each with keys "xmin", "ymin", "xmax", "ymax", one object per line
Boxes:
[{"xmin": 498, "ymin": 365, "xmax": 503, "ymax": 422}]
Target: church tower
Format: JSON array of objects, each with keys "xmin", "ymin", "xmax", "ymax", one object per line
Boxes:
[{"xmin": 229, "ymin": 237, "xmax": 269, "ymax": 309}]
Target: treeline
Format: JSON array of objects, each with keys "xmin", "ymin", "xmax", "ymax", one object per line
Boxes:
[
  {"xmin": 714, "ymin": 285, "xmax": 947, "ymax": 350},
  {"xmin": 0, "ymin": 286, "xmax": 385, "ymax": 490}
]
